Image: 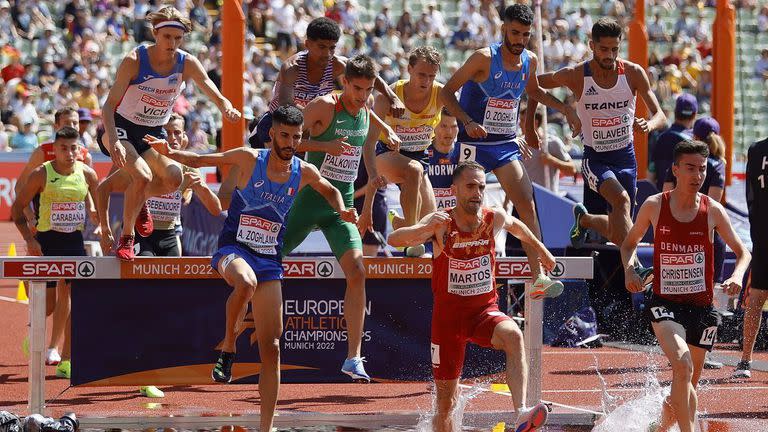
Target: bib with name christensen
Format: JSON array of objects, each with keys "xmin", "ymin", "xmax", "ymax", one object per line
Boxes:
[
  {"xmin": 38, "ymin": 161, "xmax": 88, "ymax": 233},
  {"xmin": 653, "ymin": 192, "xmax": 714, "ymax": 307},
  {"xmin": 576, "ymin": 60, "xmax": 636, "ymax": 153}
]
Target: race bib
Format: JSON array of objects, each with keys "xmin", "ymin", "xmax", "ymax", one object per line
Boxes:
[
  {"xmin": 319, "ymin": 145, "xmax": 362, "ymax": 183},
  {"xmin": 482, "ymin": 97, "xmax": 519, "ymax": 135},
  {"xmin": 660, "ymin": 252, "xmax": 707, "ymax": 295},
  {"xmin": 434, "ymin": 188, "xmax": 456, "ymax": 210},
  {"xmin": 588, "ymin": 115, "xmax": 633, "ymax": 152},
  {"xmin": 50, "ymin": 202, "xmax": 86, "ymax": 233},
  {"xmin": 146, "ymin": 191, "xmax": 182, "ymax": 222},
  {"xmin": 448, "ymin": 255, "xmax": 494, "ymax": 296},
  {"xmin": 396, "ymin": 125, "xmax": 434, "ymax": 152},
  {"xmin": 236, "ymin": 214, "xmax": 282, "ymax": 255}
]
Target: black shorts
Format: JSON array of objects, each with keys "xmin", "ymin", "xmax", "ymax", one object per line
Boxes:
[
  {"xmin": 97, "ymin": 113, "xmax": 166, "ymax": 157},
  {"xmin": 645, "ymin": 294, "xmax": 721, "ymax": 351},
  {"xmin": 353, "ymin": 192, "xmax": 387, "ymax": 246},
  {"xmin": 750, "ymin": 247, "xmax": 768, "ymax": 290},
  {"xmin": 375, "ymin": 141, "xmax": 428, "ymax": 170},
  {"xmin": 136, "ymin": 228, "xmax": 181, "ymax": 257},
  {"xmin": 35, "ymin": 230, "xmax": 86, "ymax": 287}
]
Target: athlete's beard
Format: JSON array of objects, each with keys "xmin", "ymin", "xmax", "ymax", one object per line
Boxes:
[
  {"xmin": 503, "ymin": 35, "xmax": 525, "ymax": 56},
  {"xmin": 274, "ymin": 144, "xmax": 295, "ymax": 161},
  {"xmin": 597, "ymin": 56, "xmax": 616, "ymax": 70}
]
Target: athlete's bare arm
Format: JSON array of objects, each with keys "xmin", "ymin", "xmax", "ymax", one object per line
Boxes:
[
  {"xmin": 388, "ymin": 211, "xmax": 451, "ymax": 250},
  {"xmin": 184, "ymin": 55, "xmax": 241, "ymax": 123},
  {"xmin": 620, "ymin": 195, "xmax": 662, "ymax": 293},
  {"xmin": 440, "ymin": 49, "xmax": 491, "ymax": 139},
  {"xmin": 492, "ymin": 207, "xmax": 556, "ymax": 272},
  {"xmin": 11, "ymin": 167, "xmax": 46, "ymax": 255},
  {"xmin": 183, "ymin": 169, "xmax": 223, "ymax": 216},
  {"xmin": 525, "ymin": 65, "xmax": 582, "ymax": 137},
  {"xmin": 709, "ymin": 200, "xmax": 751, "ymax": 294},
  {"xmin": 333, "ymin": 56, "xmax": 405, "ymax": 118},
  {"xmin": 275, "ymin": 57, "xmax": 300, "ymax": 107},
  {"xmin": 102, "ymin": 51, "xmax": 140, "ymax": 167},
  {"xmin": 83, "ymin": 165, "xmax": 100, "ymax": 224},
  {"xmin": 627, "ymin": 62, "xmax": 667, "ymax": 133},
  {"xmin": 150, "ymin": 137, "xmax": 257, "ymax": 169},
  {"xmin": 299, "ymin": 161, "xmax": 358, "ymax": 223},
  {"xmin": 14, "ymin": 147, "xmax": 46, "ymax": 197},
  {"xmin": 525, "ymin": 53, "xmax": 582, "ymax": 140},
  {"xmin": 298, "ymin": 95, "xmax": 351, "ymax": 155}
]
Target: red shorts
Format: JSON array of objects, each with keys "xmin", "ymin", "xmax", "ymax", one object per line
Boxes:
[{"xmin": 430, "ymin": 302, "xmax": 511, "ymax": 380}]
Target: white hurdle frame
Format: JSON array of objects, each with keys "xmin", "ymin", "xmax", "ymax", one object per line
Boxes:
[{"xmin": 1, "ymin": 256, "xmax": 593, "ymax": 426}]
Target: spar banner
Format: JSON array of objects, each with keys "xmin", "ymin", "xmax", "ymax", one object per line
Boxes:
[{"xmin": 70, "ymin": 277, "xmax": 507, "ymax": 385}]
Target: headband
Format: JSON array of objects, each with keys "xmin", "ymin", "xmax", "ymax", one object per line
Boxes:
[{"xmin": 154, "ymin": 20, "xmax": 187, "ymax": 32}]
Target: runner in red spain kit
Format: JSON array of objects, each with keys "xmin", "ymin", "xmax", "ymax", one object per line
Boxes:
[
  {"xmin": 388, "ymin": 161, "xmax": 554, "ymax": 432},
  {"xmin": 621, "ymin": 140, "xmax": 750, "ymax": 432}
]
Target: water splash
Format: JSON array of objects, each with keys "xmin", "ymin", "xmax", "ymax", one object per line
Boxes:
[{"xmin": 414, "ymin": 381, "xmax": 492, "ymax": 432}]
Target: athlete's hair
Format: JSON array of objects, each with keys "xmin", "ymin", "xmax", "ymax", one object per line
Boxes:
[
  {"xmin": 54, "ymin": 107, "xmax": 78, "ymax": 126},
  {"xmin": 272, "ymin": 104, "xmax": 304, "ymax": 127},
  {"xmin": 167, "ymin": 112, "xmax": 186, "ymax": 128},
  {"xmin": 345, "ymin": 54, "xmax": 377, "ymax": 80},
  {"xmin": 592, "ymin": 18, "xmax": 623, "ymax": 41},
  {"xmin": 306, "ymin": 17, "xmax": 341, "ymax": 42},
  {"xmin": 452, "ymin": 161, "xmax": 485, "ymax": 183},
  {"xmin": 55, "ymin": 126, "xmax": 80, "ymax": 141},
  {"xmin": 701, "ymin": 132, "xmax": 726, "ymax": 164},
  {"xmin": 147, "ymin": 6, "xmax": 192, "ymax": 33},
  {"xmin": 408, "ymin": 46, "xmax": 442, "ymax": 67},
  {"xmin": 503, "ymin": 4, "xmax": 534, "ymax": 26},
  {"xmin": 673, "ymin": 139, "xmax": 709, "ymax": 163}
]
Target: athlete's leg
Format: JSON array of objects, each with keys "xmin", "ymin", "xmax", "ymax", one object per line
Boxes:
[
  {"xmin": 249, "ymin": 279, "xmax": 283, "ymax": 432},
  {"xmin": 116, "ymin": 141, "xmax": 153, "ymax": 238},
  {"xmin": 740, "ymin": 288, "xmax": 768, "ymax": 363},
  {"xmin": 419, "ymin": 173, "xmax": 437, "ymax": 218},
  {"xmin": 652, "ymin": 320, "xmax": 696, "ymax": 432},
  {"xmin": 599, "ymin": 178, "xmax": 633, "ymax": 245},
  {"xmin": 338, "ymin": 248, "xmax": 366, "ymax": 359},
  {"xmin": 218, "ymin": 256, "xmax": 260, "ymax": 353},
  {"xmin": 376, "ymin": 151, "xmax": 424, "ymax": 227},
  {"xmin": 433, "ymin": 379, "xmax": 460, "ymax": 432},
  {"xmin": 490, "ymin": 319, "xmax": 527, "ymax": 412},
  {"xmin": 493, "ymin": 160, "xmax": 543, "ymax": 279},
  {"xmin": 138, "ymin": 148, "xmax": 184, "ymax": 197},
  {"xmin": 48, "ymin": 279, "xmax": 70, "ymax": 353}
]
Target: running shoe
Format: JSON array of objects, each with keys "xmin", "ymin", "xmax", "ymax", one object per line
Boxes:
[
  {"xmin": 530, "ymin": 274, "xmax": 564, "ymax": 300},
  {"xmin": 135, "ymin": 202, "xmax": 154, "ymax": 237},
  {"xmin": 703, "ymin": 357, "xmax": 723, "ymax": 370},
  {"xmin": 55, "ymin": 360, "xmax": 71, "ymax": 379},
  {"xmin": 341, "ymin": 356, "xmax": 370, "ymax": 382},
  {"xmin": 115, "ymin": 235, "xmax": 135, "ymax": 261},
  {"xmin": 405, "ymin": 244, "xmax": 426, "ymax": 257},
  {"xmin": 139, "ymin": 386, "xmax": 165, "ymax": 398},
  {"xmin": 515, "ymin": 402, "xmax": 550, "ymax": 432},
  {"xmin": 569, "ymin": 203, "xmax": 588, "ymax": 249},
  {"xmin": 732, "ymin": 360, "xmax": 752, "ymax": 379},
  {"xmin": 647, "ymin": 420, "xmax": 660, "ymax": 432},
  {"xmin": 46, "ymin": 348, "xmax": 61, "ymax": 365},
  {"xmin": 212, "ymin": 351, "xmax": 235, "ymax": 383}
]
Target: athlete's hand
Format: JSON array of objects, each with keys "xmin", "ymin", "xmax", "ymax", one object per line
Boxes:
[
  {"xmin": 99, "ymin": 229, "xmax": 115, "ymax": 254},
  {"xmin": 389, "ymin": 95, "xmax": 406, "ymax": 119},
  {"xmin": 721, "ymin": 277, "xmax": 742, "ymax": 297},
  {"xmin": 515, "ymin": 137, "xmax": 533, "ymax": 160},
  {"xmin": 357, "ymin": 208, "xmax": 373, "ymax": 235},
  {"xmin": 538, "ymin": 248, "xmax": 557, "ymax": 273},
  {"xmin": 324, "ymin": 137, "xmax": 352, "ymax": 156},
  {"xmin": 340, "ymin": 207, "xmax": 358, "ymax": 224},
  {"xmin": 634, "ymin": 117, "xmax": 650, "ymax": 133},
  {"xmin": 185, "ymin": 170, "xmax": 204, "ymax": 190},
  {"xmin": 624, "ymin": 268, "xmax": 644, "ymax": 293},
  {"xmin": 368, "ymin": 175, "xmax": 387, "ymax": 190},
  {"xmin": 524, "ymin": 127, "xmax": 540, "ymax": 151},
  {"xmin": 385, "ymin": 128, "xmax": 402, "ymax": 152},
  {"xmin": 565, "ymin": 106, "xmax": 582, "ymax": 137},
  {"xmin": 428, "ymin": 211, "xmax": 451, "ymax": 251},
  {"xmin": 144, "ymin": 134, "xmax": 171, "ymax": 156},
  {"xmin": 223, "ymin": 104, "xmax": 242, "ymax": 123},
  {"xmin": 25, "ymin": 238, "xmax": 42, "ymax": 256},
  {"xmin": 465, "ymin": 121, "xmax": 487, "ymax": 139},
  {"xmin": 110, "ymin": 140, "xmax": 127, "ymax": 168}
]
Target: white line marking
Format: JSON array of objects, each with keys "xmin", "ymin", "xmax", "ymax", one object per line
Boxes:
[{"xmin": 0, "ymin": 295, "xmax": 27, "ymax": 304}]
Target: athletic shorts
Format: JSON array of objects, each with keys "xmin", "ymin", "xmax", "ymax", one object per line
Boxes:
[
  {"xmin": 248, "ymin": 111, "xmax": 272, "ymax": 149},
  {"xmin": 750, "ymin": 246, "xmax": 768, "ymax": 290},
  {"xmin": 211, "ymin": 243, "xmax": 283, "ymax": 282},
  {"xmin": 645, "ymin": 294, "xmax": 721, "ymax": 351},
  {"xmin": 375, "ymin": 141, "xmax": 428, "ymax": 170},
  {"xmin": 282, "ymin": 187, "xmax": 362, "ymax": 260},
  {"xmin": 582, "ymin": 154, "xmax": 638, "ymax": 215},
  {"xmin": 97, "ymin": 113, "xmax": 165, "ymax": 157},
  {"xmin": 354, "ymin": 192, "xmax": 387, "ymax": 246},
  {"xmin": 36, "ymin": 230, "xmax": 86, "ymax": 287},
  {"xmin": 136, "ymin": 228, "xmax": 181, "ymax": 257},
  {"xmin": 431, "ymin": 302, "xmax": 511, "ymax": 380},
  {"xmin": 454, "ymin": 141, "xmax": 521, "ymax": 172}
]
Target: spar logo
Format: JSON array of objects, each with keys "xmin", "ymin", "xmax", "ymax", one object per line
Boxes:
[
  {"xmin": 4, "ymin": 260, "xmax": 96, "ymax": 278},
  {"xmin": 661, "ymin": 255, "xmax": 694, "ymax": 265},
  {"xmin": 282, "ymin": 261, "xmax": 316, "ymax": 277},
  {"xmin": 449, "ymin": 256, "xmax": 486, "ymax": 271},
  {"xmin": 240, "ymin": 214, "xmax": 280, "ymax": 233},
  {"xmin": 495, "ymin": 260, "xmax": 565, "ymax": 278},
  {"xmin": 434, "ymin": 188, "xmax": 453, "ymax": 197},
  {"xmin": 51, "ymin": 202, "xmax": 84, "ymax": 211},
  {"xmin": 487, "ymin": 98, "xmax": 516, "ymax": 109},
  {"xmin": 592, "ymin": 117, "xmax": 622, "ymax": 128}
]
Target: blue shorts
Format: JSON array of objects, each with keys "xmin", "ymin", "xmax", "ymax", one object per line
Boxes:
[
  {"xmin": 248, "ymin": 111, "xmax": 272, "ymax": 149},
  {"xmin": 454, "ymin": 141, "xmax": 521, "ymax": 172},
  {"xmin": 582, "ymin": 153, "xmax": 637, "ymax": 215},
  {"xmin": 211, "ymin": 243, "xmax": 283, "ymax": 282},
  {"xmin": 375, "ymin": 141, "xmax": 428, "ymax": 170},
  {"xmin": 97, "ymin": 113, "xmax": 165, "ymax": 157}
]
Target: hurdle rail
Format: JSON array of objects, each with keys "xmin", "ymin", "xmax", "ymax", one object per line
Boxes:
[{"xmin": 0, "ymin": 255, "xmax": 594, "ymax": 427}]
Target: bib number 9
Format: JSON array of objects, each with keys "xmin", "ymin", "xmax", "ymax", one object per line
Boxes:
[{"xmin": 459, "ymin": 143, "xmax": 476, "ymax": 162}]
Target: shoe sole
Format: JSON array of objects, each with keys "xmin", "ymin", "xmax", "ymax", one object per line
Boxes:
[
  {"xmin": 211, "ymin": 370, "xmax": 233, "ymax": 383},
  {"xmin": 45, "ymin": 360, "xmax": 61, "ymax": 366},
  {"xmin": 516, "ymin": 404, "xmax": 549, "ymax": 432},
  {"xmin": 341, "ymin": 369, "xmax": 371, "ymax": 383},
  {"xmin": 732, "ymin": 372, "xmax": 751, "ymax": 379},
  {"xmin": 570, "ymin": 205, "xmax": 587, "ymax": 249},
  {"xmin": 531, "ymin": 281, "xmax": 564, "ymax": 300}
]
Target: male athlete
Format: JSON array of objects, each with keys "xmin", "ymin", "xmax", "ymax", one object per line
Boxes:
[
  {"xmin": 151, "ymin": 104, "xmax": 357, "ymax": 432},
  {"xmin": 440, "ymin": 4, "xmax": 579, "ymax": 295},
  {"xmin": 621, "ymin": 140, "xmax": 750, "ymax": 432},
  {"xmin": 530, "ymin": 18, "xmax": 666, "ymax": 269},
  {"xmin": 101, "ymin": 6, "xmax": 240, "ymax": 260},
  {"xmin": 389, "ymin": 161, "xmax": 552, "ymax": 432}
]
